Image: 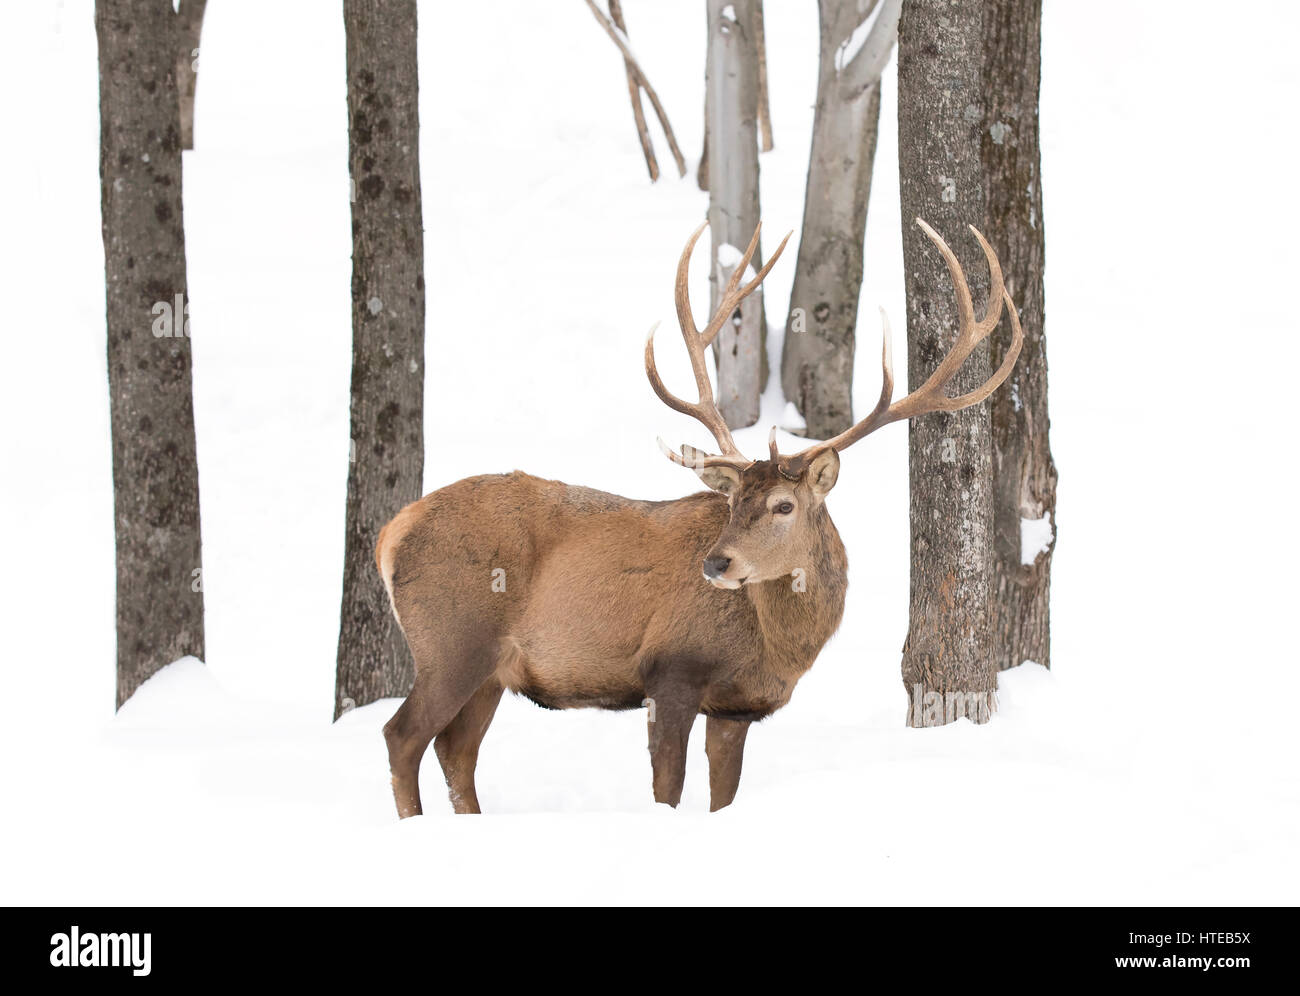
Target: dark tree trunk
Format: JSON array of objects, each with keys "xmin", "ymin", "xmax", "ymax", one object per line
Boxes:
[
  {"xmin": 176, "ymin": 0, "xmax": 206, "ymax": 150},
  {"xmin": 896, "ymin": 0, "xmax": 996, "ymax": 726},
  {"xmin": 95, "ymin": 0, "xmax": 205, "ymax": 709},
  {"xmin": 982, "ymin": 0, "xmax": 1057, "ymax": 671},
  {"xmin": 335, "ymin": 0, "xmax": 426, "ymax": 719},
  {"xmin": 705, "ymin": 0, "xmax": 765, "ymax": 428},
  {"xmin": 782, "ymin": 0, "xmax": 898, "ymax": 440}
]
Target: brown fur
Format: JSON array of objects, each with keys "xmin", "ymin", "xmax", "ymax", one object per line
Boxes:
[
  {"xmin": 377, "ymin": 460, "xmax": 848, "ymax": 816},
  {"xmin": 369, "ymin": 218, "xmax": 1020, "ymax": 816}
]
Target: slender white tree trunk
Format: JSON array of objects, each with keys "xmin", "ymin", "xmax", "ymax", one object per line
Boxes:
[
  {"xmin": 782, "ymin": 0, "xmax": 899, "ymax": 440},
  {"xmin": 705, "ymin": 0, "xmax": 764, "ymax": 429}
]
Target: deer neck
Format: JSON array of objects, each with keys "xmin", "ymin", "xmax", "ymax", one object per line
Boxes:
[{"xmin": 746, "ymin": 507, "xmax": 848, "ymax": 677}]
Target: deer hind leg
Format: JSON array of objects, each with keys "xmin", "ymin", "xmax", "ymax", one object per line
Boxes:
[
  {"xmin": 383, "ymin": 647, "xmax": 496, "ymax": 819},
  {"xmin": 433, "ymin": 676, "xmax": 504, "ymax": 814},
  {"xmin": 705, "ymin": 716, "xmax": 750, "ymax": 812}
]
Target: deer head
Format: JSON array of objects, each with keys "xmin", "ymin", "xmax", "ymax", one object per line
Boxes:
[{"xmin": 645, "ymin": 218, "xmax": 1023, "ymax": 590}]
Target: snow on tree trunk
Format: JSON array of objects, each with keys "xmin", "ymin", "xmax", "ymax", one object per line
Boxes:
[
  {"xmin": 982, "ymin": 0, "xmax": 1057, "ymax": 671},
  {"xmin": 897, "ymin": 0, "xmax": 997, "ymax": 726},
  {"xmin": 334, "ymin": 0, "xmax": 426, "ymax": 719},
  {"xmin": 705, "ymin": 0, "xmax": 765, "ymax": 429},
  {"xmin": 782, "ymin": 0, "xmax": 898, "ymax": 440},
  {"xmin": 95, "ymin": 0, "xmax": 205, "ymax": 709}
]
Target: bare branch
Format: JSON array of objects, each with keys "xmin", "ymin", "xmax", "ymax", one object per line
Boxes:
[
  {"xmin": 583, "ymin": 0, "xmax": 687, "ymax": 179},
  {"xmin": 608, "ymin": 0, "xmax": 657, "ymax": 180},
  {"xmin": 838, "ymin": 0, "xmax": 901, "ymax": 95}
]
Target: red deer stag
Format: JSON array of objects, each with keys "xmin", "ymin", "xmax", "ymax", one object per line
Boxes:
[{"xmin": 377, "ymin": 218, "xmax": 1022, "ymax": 816}]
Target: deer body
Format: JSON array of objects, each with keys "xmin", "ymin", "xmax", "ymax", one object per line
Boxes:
[
  {"xmin": 378, "ymin": 218, "xmax": 1021, "ymax": 817},
  {"xmin": 379, "ymin": 467, "xmax": 847, "ymax": 814}
]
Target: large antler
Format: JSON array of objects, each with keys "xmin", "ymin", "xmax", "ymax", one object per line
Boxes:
[
  {"xmin": 777, "ymin": 217, "xmax": 1023, "ymax": 478},
  {"xmin": 646, "ymin": 220, "xmax": 792, "ymax": 471}
]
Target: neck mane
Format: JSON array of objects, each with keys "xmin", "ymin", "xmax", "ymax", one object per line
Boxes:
[{"xmin": 747, "ymin": 506, "xmax": 848, "ymax": 678}]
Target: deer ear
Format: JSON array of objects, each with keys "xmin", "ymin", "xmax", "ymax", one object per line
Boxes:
[
  {"xmin": 696, "ymin": 465, "xmax": 741, "ymax": 494},
  {"xmin": 806, "ymin": 449, "xmax": 840, "ymax": 499}
]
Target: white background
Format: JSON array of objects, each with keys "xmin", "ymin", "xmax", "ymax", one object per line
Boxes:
[{"xmin": 0, "ymin": 1, "xmax": 1295, "ymax": 903}]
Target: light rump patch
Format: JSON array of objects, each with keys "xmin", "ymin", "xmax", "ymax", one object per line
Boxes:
[{"xmin": 375, "ymin": 496, "xmax": 426, "ymax": 623}]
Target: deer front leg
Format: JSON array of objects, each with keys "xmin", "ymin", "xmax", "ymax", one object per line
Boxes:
[
  {"xmin": 705, "ymin": 716, "xmax": 750, "ymax": 811},
  {"xmin": 642, "ymin": 669, "xmax": 704, "ymax": 808}
]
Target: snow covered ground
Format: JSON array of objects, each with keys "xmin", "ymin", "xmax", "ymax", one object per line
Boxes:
[{"xmin": 0, "ymin": 1, "xmax": 1296, "ymax": 904}]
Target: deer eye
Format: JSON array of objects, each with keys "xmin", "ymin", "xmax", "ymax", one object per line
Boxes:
[{"xmin": 774, "ymin": 501, "xmax": 794, "ymax": 515}]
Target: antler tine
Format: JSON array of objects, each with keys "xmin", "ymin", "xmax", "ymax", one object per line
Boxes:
[
  {"xmin": 859, "ymin": 306, "xmax": 896, "ymax": 431},
  {"xmin": 705, "ymin": 222, "xmax": 762, "ymax": 343},
  {"xmin": 915, "ymin": 217, "xmax": 974, "ymax": 333},
  {"xmin": 646, "ymin": 328, "xmax": 743, "ymax": 462},
  {"xmin": 648, "ymin": 220, "xmax": 795, "ymax": 472},
  {"xmin": 674, "ymin": 221, "xmax": 708, "ymax": 338},
  {"xmin": 645, "ymin": 321, "xmax": 698, "ymax": 421},
  {"xmin": 655, "ymin": 436, "xmax": 750, "ymax": 471},
  {"xmin": 778, "ymin": 307, "xmax": 896, "ymax": 474},
  {"xmin": 940, "ymin": 287, "xmax": 1022, "ymax": 412},
  {"xmin": 778, "ymin": 221, "xmax": 1022, "ymax": 476},
  {"xmin": 910, "ymin": 218, "xmax": 1007, "ymax": 395},
  {"xmin": 965, "ymin": 223, "xmax": 1006, "ymax": 337},
  {"xmin": 890, "ymin": 219, "xmax": 1009, "ymax": 421},
  {"xmin": 702, "ymin": 226, "xmax": 793, "ymax": 348},
  {"xmin": 646, "ymin": 222, "xmax": 744, "ymax": 466}
]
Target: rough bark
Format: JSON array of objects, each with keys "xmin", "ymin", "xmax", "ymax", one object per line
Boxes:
[
  {"xmin": 782, "ymin": 0, "xmax": 899, "ymax": 440},
  {"xmin": 982, "ymin": 0, "xmax": 1056, "ymax": 670},
  {"xmin": 335, "ymin": 0, "xmax": 426, "ymax": 719},
  {"xmin": 705, "ymin": 0, "xmax": 765, "ymax": 429},
  {"xmin": 897, "ymin": 0, "xmax": 996, "ymax": 726},
  {"xmin": 176, "ymin": 0, "xmax": 206, "ymax": 150},
  {"xmin": 96, "ymin": 0, "xmax": 205, "ymax": 709}
]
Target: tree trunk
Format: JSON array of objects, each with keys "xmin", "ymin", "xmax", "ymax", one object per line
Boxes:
[
  {"xmin": 982, "ymin": 0, "xmax": 1057, "ymax": 671},
  {"xmin": 705, "ymin": 0, "xmax": 765, "ymax": 429},
  {"xmin": 896, "ymin": 0, "xmax": 996, "ymax": 726},
  {"xmin": 176, "ymin": 0, "xmax": 206, "ymax": 150},
  {"xmin": 697, "ymin": 88, "xmax": 710, "ymax": 191},
  {"xmin": 95, "ymin": 0, "xmax": 205, "ymax": 709},
  {"xmin": 335, "ymin": 0, "xmax": 426, "ymax": 719},
  {"xmin": 753, "ymin": 2, "xmax": 773, "ymax": 152},
  {"xmin": 782, "ymin": 0, "xmax": 898, "ymax": 440}
]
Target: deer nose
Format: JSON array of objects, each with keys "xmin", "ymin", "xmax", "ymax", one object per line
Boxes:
[{"xmin": 702, "ymin": 555, "xmax": 731, "ymax": 579}]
